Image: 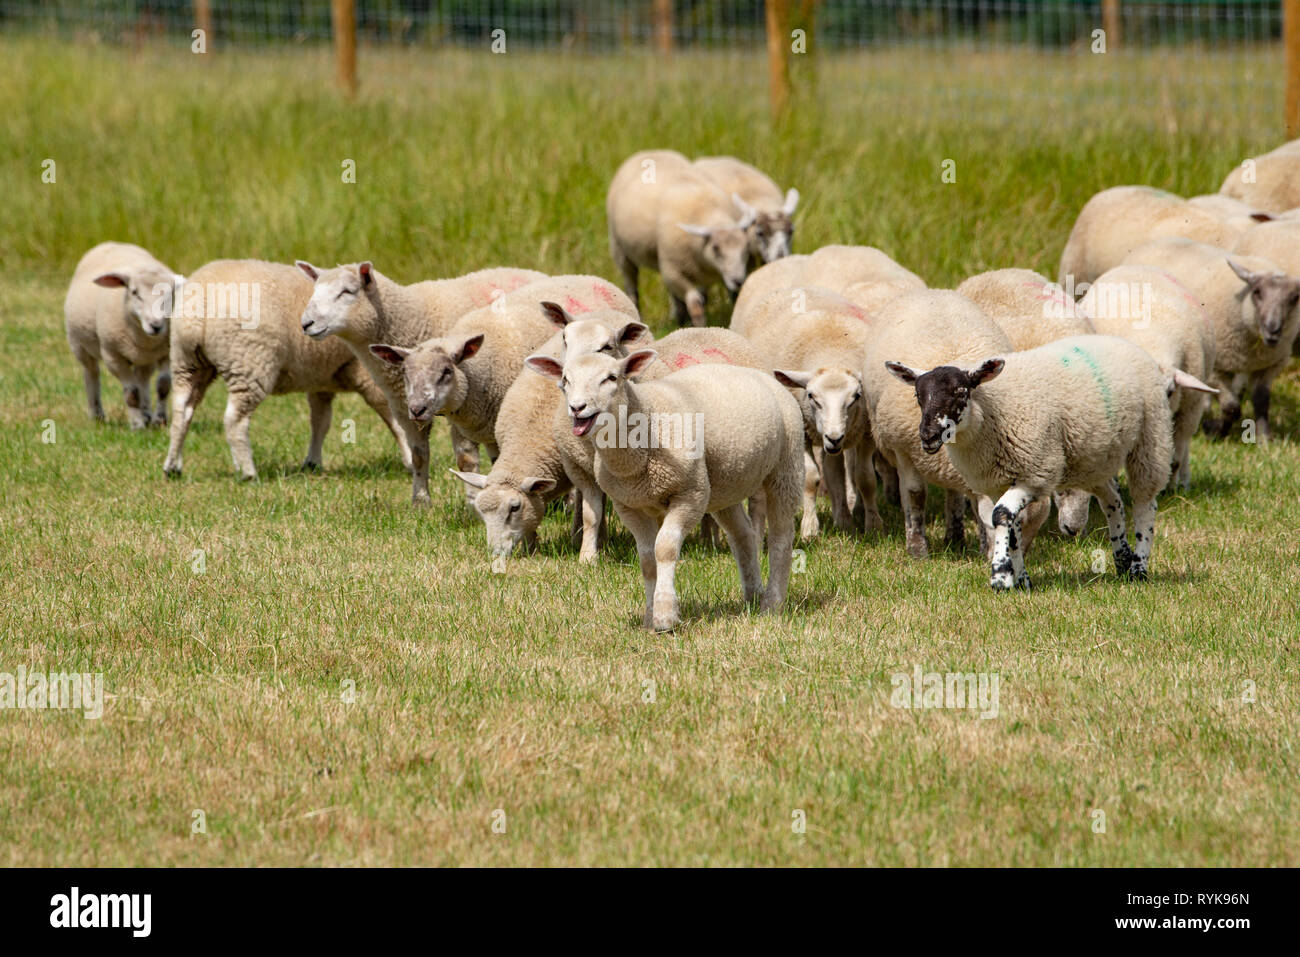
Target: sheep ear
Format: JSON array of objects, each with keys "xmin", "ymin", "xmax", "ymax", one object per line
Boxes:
[
  {"xmin": 369, "ymin": 344, "xmax": 409, "ymax": 365},
  {"xmin": 359, "ymin": 261, "xmax": 375, "ymax": 286},
  {"xmin": 540, "ymin": 301, "xmax": 572, "ymax": 327},
  {"xmin": 884, "ymin": 361, "xmax": 923, "ymax": 384},
  {"xmin": 525, "ymin": 354, "xmax": 564, "ymax": 381},
  {"xmin": 677, "ymin": 222, "xmax": 712, "ymax": 238},
  {"xmin": 732, "ymin": 193, "xmax": 758, "ymax": 221},
  {"xmin": 452, "ymin": 333, "xmax": 485, "ymax": 363},
  {"xmin": 617, "ymin": 321, "xmax": 650, "ymax": 345},
  {"xmin": 773, "ymin": 369, "xmax": 813, "ymax": 390},
  {"xmin": 448, "ymin": 468, "xmax": 488, "ymax": 490},
  {"xmin": 621, "ymin": 349, "xmax": 658, "ymax": 379},
  {"xmin": 967, "ymin": 358, "xmax": 1005, "ymax": 386},
  {"xmin": 295, "ymin": 260, "xmax": 319, "ymax": 281},
  {"xmin": 1250, "ymin": 211, "xmax": 1274, "ymax": 222},
  {"xmin": 1172, "ymin": 369, "xmax": 1219, "ymax": 394},
  {"xmin": 782, "ymin": 188, "xmax": 800, "ymax": 215},
  {"xmin": 93, "ymin": 273, "xmax": 128, "ymax": 288},
  {"xmin": 1226, "ymin": 259, "xmax": 1259, "ymax": 286},
  {"xmin": 520, "ymin": 477, "xmax": 557, "ymax": 495}
]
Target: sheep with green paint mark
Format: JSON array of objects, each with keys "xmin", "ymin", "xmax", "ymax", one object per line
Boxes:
[{"xmin": 885, "ymin": 335, "xmax": 1176, "ymax": 591}]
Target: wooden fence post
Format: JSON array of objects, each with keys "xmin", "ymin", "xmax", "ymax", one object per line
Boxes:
[
  {"xmin": 767, "ymin": 0, "xmax": 791, "ymax": 117},
  {"xmin": 1102, "ymin": 0, "xmax": 1121, "ymax": 50},
  {"xmin": 654, "ymin": 0, "xmax": 673, "ymax": 55},
  {"xmin": 194, "ymin": 0, "xmax": 212, "ymax": 52},
  {"xmin": 1287, "ymin": 0, "xmax": 1300, "ymax": 137},
  {"xmin": 332, "ymin": 0, "xmax": 358, "ymax": 97}
]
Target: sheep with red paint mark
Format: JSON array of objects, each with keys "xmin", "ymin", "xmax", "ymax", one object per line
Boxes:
[
  {"xmin": 885, "ymin": 335, "xmax": 1177, "ymax": 590},
  {"xmin": 955, "ymin": 268, "xmax": 1096, "ymax": 350}
]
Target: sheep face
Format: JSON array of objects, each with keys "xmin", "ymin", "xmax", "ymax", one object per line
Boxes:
[
  {"xmin": 451, "ymin": 470, "xmax": 555, "ymax": 558},
  {"xmin": 733, "ymin": 190, "xmax": 798, "ymax": 263},
  {"xmin": 92, "ymin": 267, "xmax": 178, "ymax": 337},
  {"xmin": 370, "ymin": 333, "xmax": 483, "ymax": 422},
  {"xmin": 885, "ymin": 359, "xmax": 1005, "ymax": 454},
  {"xmin": 1054, "ymin": 490, "xmax": 1092, "ymax": 537},
  {"xmin": 774, "ymin": 367, "xmax": 865, "ymax": 454},
  {"xmin": 540, "ymin": 301, "xmax": 650, "ymax": 360},
  {"xmin": 678, "ymin": 224, "xmax": 751, "ymax": 293},
  {"xmin": 297, "ymin": 261, "xmax": 372, "ymax": 340},
  {"xmin": 1228, "ymin": 261, "xmax": 1300, "ymax": 347},
  {"xmin": 528, "ymin": 350, "xmax": 659, "ymax": 439}
]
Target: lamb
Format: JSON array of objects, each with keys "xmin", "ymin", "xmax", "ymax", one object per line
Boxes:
[
  {"xmin": 367, "ymin": 278, "xmax": 638, "ymax": 491},
  {"xmin": 1079, "ymin": 265, "xmax": 1220, "ymax": 488},
  {"xmin": 731, "ymin": 244, "xmax": 924, "ymax": 334},
  {"xmin": 525, "ymin": 349, "xmax": 804, "ymax": 632},
  {"xmin": 742, "ymin": 292, "xmax": 881, "ymax": 536},
  {"xmin": 693, "ymin": 155, "xmax": 799, "ymax": 263},
  {"xmin": 1122, "ymin": 238, "xmax": 1300, "ymax": 441},
  {"xmin": 606, "ymin": 149, "xmax": 756, "ymax": 326},
  {"xmin": 955, "ymin": 268, "xmax": 1096, "ymax": 350},
  {"xmin": 863, "ymin": 290, "xmax": 1044, "ymax": 559},
  {"xmin": 884, "ymin": 335, "xmax": 1177, "ymax": 590},
  {"xmin": 295, "ymin": 260, "xmax": 547, "ymax": 502},
  {"xmin": 64, "ymin": 242, "xmax": 183, "ymax": 429},
  {"xmin": 162, "ymin": 259, "xmax": 407, "ymax": 480},
  {"xmin": 1058, "ymin": 186, "xmax": 1247, "ymax": 288},
  {"xmin": 1218, "ymin": 140, "xmax": 1300, "ymax": 212}
]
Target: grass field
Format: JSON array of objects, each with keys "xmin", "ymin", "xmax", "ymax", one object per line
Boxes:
[{"xmin": 1, "ymin": 37, "xmax": 1297, "ymax": 866}]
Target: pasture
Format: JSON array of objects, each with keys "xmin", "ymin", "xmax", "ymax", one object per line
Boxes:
[{"xmin": 0, "ymin": 37, "xmax": 1297, "ymax": 866}]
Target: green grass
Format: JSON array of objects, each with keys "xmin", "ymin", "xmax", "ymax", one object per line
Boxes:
[{"xmin": 0, "ymin": 37, "xmax": 1297, "ymax": 866}]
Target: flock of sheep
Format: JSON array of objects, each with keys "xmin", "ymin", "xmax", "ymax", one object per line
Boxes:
[{"xmin": 64, "ymin": 144, "xmax": 1300, "ymax": 629}]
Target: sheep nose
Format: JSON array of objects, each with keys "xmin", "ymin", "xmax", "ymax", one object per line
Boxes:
[
  {"xmin": 569, "ymin": 404, "xmax": 585, "ymax": 417},
  {"xmin": 823, "ymin": 436, "xmax": 843, "ymax": 454},
  {"xmin": 409, "ymin": 404, "xmax": 429, "ymax": 419}
]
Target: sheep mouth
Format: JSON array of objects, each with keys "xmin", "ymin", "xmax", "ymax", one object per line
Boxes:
[
  {"xmin": 1262, "ymin": 333, "xmax": 1282, "ymax": 347},
  {"xmin": 921, "ymin": 438, "xmax": 943, "ymax": 454},
  {"xmin": 571, "ymin": 413, "xmax": 597, "ymax": 437}
]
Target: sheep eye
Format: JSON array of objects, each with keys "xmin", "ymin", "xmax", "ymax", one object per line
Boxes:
[
  {"xmin": 508, "ymin": 501, "xmax": 520, "ymax": 513},
  {"xmin": 440, "ymin": 368, "xmax": 451, "ymax": 380},
  {"xmin": 604, "ymin": 374, "xmax": 617, "ymax": 384}
]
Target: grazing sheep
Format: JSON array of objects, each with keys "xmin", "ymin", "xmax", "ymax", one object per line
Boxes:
[
  {"xmin": 1187, "ymin": 194, "xmax": 1274, "ymax": 232},
  {"xmin": 607, "ymin": 149, "xmax": 754, "ymax": 326},
  {"xmin": 885, "ymin": 335, "xmax": 1176, "ymax": 590},
  {"xmin": 743, "ymin": 294, "xmax": 881, "ymax": 536},
  {"xmin": 1080, "ymin": 265, "xmax": 1220, "ymax": 488},
  {"xmin": 693, "ymin": 155, "xmax": 799, "ymax": 263},
  {"xmin": 526, "ymin": 350, "xmax": 804, "ymax": 632},
  {"xmin": 64, "ymin": 242, "xmax": 182, "ymax": 428},
  {"xmin": 1231, "ymin": 217, "xmax": 1300, "ymax": 356},
  {"xmin": 1218, "ymin": 140, "xmax": 1300, "ymax": 213},
  {"xmin": 368, "ymin": 276, "xmax": 637, "ymax": 482},
  {"xmin": 864, "ymin": 290, "xmax": 1040, "ymax": 558},
  {"xmin": 162, "ymin": 259, "xmax": 406, "ymax": 480},
  {"xmin": 295, "ymin": 260, "xmax": 546, "ymax": 502},
  {"xmin": 955, "ymin": 268, "xmax": 1096, "ymax": 350},
  {"xmin": 731, "ymin": 245, "xmax": 924, "ymax": 334},
  {"xmin": 1059, "ymin": 186, "xmax": 1247, "ymax": 288},
  {"xmin": 1123, "ymin": 238, "xmax": 1300, "ymax": 441}
]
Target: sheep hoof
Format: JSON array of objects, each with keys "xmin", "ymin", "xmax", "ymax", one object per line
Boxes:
[
  {"xmin": 1124, "ymin": 563, "xmax": 1149, "ymax": 582},
  {"xmin": 1015, "ymin": 572, "xmax": 1032, "ymax": 591},
  {"xmin": 577, "ymin": 552, "xmax": 598, "ymax": 566},
  {"xmin": 906, "ymin": 538, "xmax": 928, "ymax": 560},
  {"xmin": 301, "ymin": 460, "xmax": 322, "ymax": 472},
  {"xmin": 990, "ymin": 571, "xmax": 1016, "ymax": 591}
]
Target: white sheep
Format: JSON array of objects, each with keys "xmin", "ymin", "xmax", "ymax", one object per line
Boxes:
[
  {"xmin": 295, "ymin": 260, "xmax": 546, "ymax": 502},
  {"xmin": 741, "ymin": 292, "xmax": 881, "ymax": 536},
  {"xmin": 606, "ymin": 149, "xmax": 755, "ymax": 326},
  {"xmin": 1123, "ymin": 238, "xmax": 1300, "ymax": 441},
  {"xmin": 731, "ymin": 244, "xmax": 924, "ymax": 334},
  {"xmin": 64, "ymin": 242, "xmax": 183, "ymax": 429},
  {"xmin": 693, "ymin": 155, "xmax": 799, "ymax": 263},
  {"xmin": 1186, "ymin": 194, "xmax": 1274, "ymax": 232},
  {"xmin": 864, "ymin": 290, "xmax": 1041, "ymax": 558},
  {"xmin": 884, "ymin": 335, "xmax": 1176, "ymax": 590},
  {"xmin": 367, "ymin": 277, "xmax": 638, "ymax": 484},
  {"xmin": 1059, "ymin": 186, "xmax": 1247, "ymax": 287},
  {"xmin": 526, "ymin": 349, "xmax": 804, "ymax": 632},
  {"xmin": 1080, "ymin": 265, "xmax": 1220, "ymax": 488},
  {"xmin": 1231, "ymin": 217, "xmax": 1300, "ymax": 357},
  {"xmin": 1218, "ymin": 140, "xmax": 1300, "ymax": 212},
  {"xmin": 162, "ymin": 259, "xmax": 408, "ymax": 480},
  {"xmin": 955, "ymin": 268, "xmax": 1096, "ymax": 350}
]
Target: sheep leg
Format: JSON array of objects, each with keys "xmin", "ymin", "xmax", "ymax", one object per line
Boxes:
[
  {"xmin": 876, "ymin": 452, "xmax": 900, "ymax": 506},
  {"xmin": 650, "ymin": 501, "xmax": 702, "ymax": 631},
  {"xmin": 1128, "ymin": 497, "xmax": 1157, "ymax": 581},
  {"xmin": 614, "ymin": 505, "xmax": 661, "ymax": 629},
  {"xmin": 747, "ymin": 492, "xmax": 767, "ymax": 548},
  {"xmin": 822, "ymin": 451, "xmax": 853, "ymax": 532},
  {"xmin": 163, "ymin": 365, "xmax": 215, "ymax": 476},
  {"xmin": 223, "ymin": 387, "xmax": 264, "ymax": 481},
  {"xmin": 345, "ymin": 360, "xmax": 413, "ymax": 471},
  {"xmin": 989, "ymin": 486, "xmax": 1035, "ymax": 591},
  {"xmin": 1250, "ymin": 362, "xmax": 1284, "ymax": 444},
  {"xmin": 107, "ymin": 354, "xmax": 150, "ymax": 430},
  {"xmin": 77, "ymin": 353, "xmax": 104, "ymax": 421},
  {"xmin": 898, "ymin": 461, "xmax": 929, "ymax": 559},
  {"xmin": 569, "ymin": 490, "xmax": 584, "ymax": 547},
  {"xmin": 570, "ymin": 470, "xmax": 605, "ymax": 564},
  {"xmin": 799, "ymin": 448, "xmax": 820, "ymax": 539},
  {"xmin": 848, "ymin": 444, "xmax": 883, "ymax": 534},
  {"xmin": 1211, "ymin": 373, "xmax": 1246, "ymax": 438},
  {"xmin": 406, "ymin": 421, "xmax": 431, "ymax": 506},
  {"xmin": 711, "ymin": 503, "xmax": 761, "ymax": 605},
  {"xmin": 940, "ymin": 490, "xmax": 965, "ymax": 550},
  {"xmin": 761, "ymin": 479, "xmax": 797, "ymax": 614},
  {"xmin": 975, "ymin": 495, "xmax": 994, "ymax": 558},
  {"xmin": 152, "ymin": 360, "xmax": 170, "ymax": 426},
  {"xmin": 698, "ymin": 513, "xmax": 720, "ymax": 548},
  {"xmin": 304, "ymin": 391, "xmax": 334, "ymax": 470},
  {"xmin": 684, "ymin": 290, "xmax": 707, "ymax": 328},
  {"xmin": 1094, "ymin": 478, "xmax": 1135, "ymax": 576},
  {"xmin": 1019, "ymin": 497, "xmax": 1050, "ymax": 558},
  {"xmin": 1170, "ymin": 396, "xmax": 1205, "ymax": 489}
]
